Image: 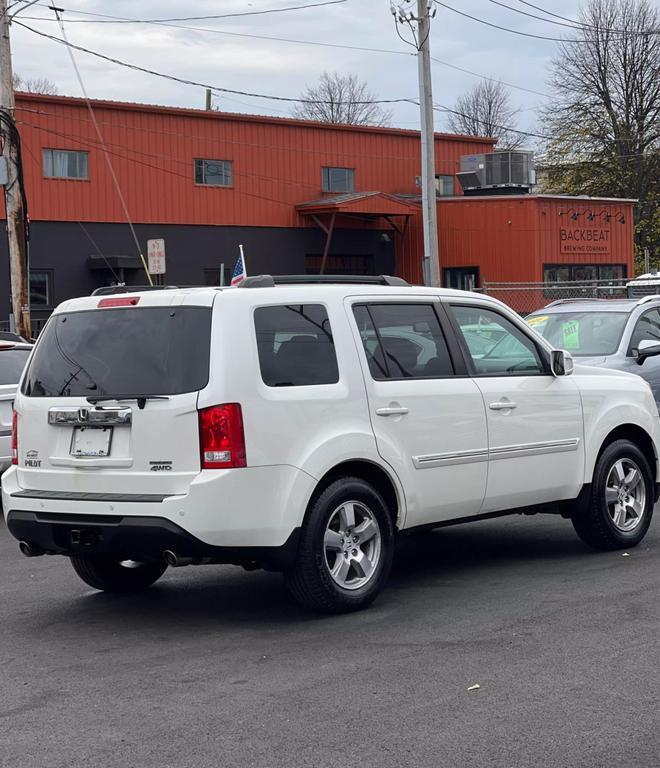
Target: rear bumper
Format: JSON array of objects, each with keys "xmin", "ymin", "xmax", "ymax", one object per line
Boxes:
[
  {"xmin": 1, "ymin": 464, "xmax": 317, "ymax": 548},
  {"xmin": 5, "ymin": 510, "xmax": 300, "ymax": 570}
]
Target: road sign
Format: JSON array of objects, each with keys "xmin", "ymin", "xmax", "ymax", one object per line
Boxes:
[{"xmin": 147, "ymin": 238, "xmax": 166, "ymax": 275}]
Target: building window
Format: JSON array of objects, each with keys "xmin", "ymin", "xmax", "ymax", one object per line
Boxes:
[
  {"xmin": 195, "ymin": 159, "xmax": 232, "ymax": 187},
  {"xmin": 543, "ymin": 264, "xmax": 627, "ymax": 283},
  {"xmin": 322, "ymin": 167, "xmax": 354, "ymax": 193},
  {"xmin": 254, "ymin": 304, "xmax": 339, "ymax": 387},
  {"xmin": 30, "ymin": 270, "xmax": 53, "ymax": 306},
  {"xmin": 43, "ymin": 149, "xmax": 88, "ymax": 180},
  {"xmin": 435, "ymin": 174, "xmax": 454, "ymax": 196}
]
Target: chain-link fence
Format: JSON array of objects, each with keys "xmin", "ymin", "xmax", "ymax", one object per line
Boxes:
[{"xmin": 481, "ymin": 280, "xmax": 628, "ymax": 315}]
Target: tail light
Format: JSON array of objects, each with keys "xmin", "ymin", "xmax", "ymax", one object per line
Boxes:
[
  {"xmin": 198, "ymin": 404, "xmax": 246, "ymax": 469},
  {"xmin": 11, "ymin": 410, "xmax": 17, "ymax": 465}
]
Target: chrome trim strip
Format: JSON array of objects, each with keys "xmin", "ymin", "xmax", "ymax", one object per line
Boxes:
[
  {"xmin": 489, "ymin": 438, "xmax": 580, "ymax": 461},
  {"xmin": 413, "ymin": 439, "xmax": 580, "ymax": 468},
  {"xmin": 413, "ymin": 448, "xmax": 489, "ymax": 469},
  {"xmin": 48, "ymin": 406, "xmax": 132, "ymax": 426}
]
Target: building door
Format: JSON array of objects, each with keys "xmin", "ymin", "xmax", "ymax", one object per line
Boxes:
[{"xmin": 444, "ymin": 267, "xmax": 479, "ymax": 291}]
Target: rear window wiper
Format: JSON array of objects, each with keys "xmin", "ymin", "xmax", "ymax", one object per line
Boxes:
[{"xmin": 86, "ymin": 395, "xmax": 170, "ymax": 410}]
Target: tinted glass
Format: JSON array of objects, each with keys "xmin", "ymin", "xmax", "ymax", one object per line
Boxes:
[
  {"xmin": 322, "ymin": 167, "xmax": 354, "ymax": 193},
  {"xmin": 195, "ymin": 159, "xmax": 232, "ymax": 186},
  {"xmin": 255, "ymin": 304, "xmax": 339, "ymax": 386},
  {"xmin": 451, "ymin": 305, "xmax": 544, "ymax": 375},
  {"xmin": 0, "ymin": 348, "xmax": 31, "ymax": 385},
  {"xmin": 22, "ymin": 307, "xmax": 211, "ymax": 397},
  {"xmin": 353, "ymin": 304, "xmax": 453, "ymax": 379},
  {"xmin": 527, "ymin": 311, "xmax": 629, "ymax": 356},
  {"xmin": 629, "ymin": 309, "xmax": 660, "ymax": 351}
]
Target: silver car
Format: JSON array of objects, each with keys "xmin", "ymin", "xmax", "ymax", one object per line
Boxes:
[
  {"xmin": 0, "ymin": 342, "xmax": 33, "ymax": 475},
  {"xmin": 525, "ymin": 297, "xmax": 660, "ymax": 409}
]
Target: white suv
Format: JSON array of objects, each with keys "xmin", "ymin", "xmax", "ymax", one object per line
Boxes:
[{"xmin": 3, "ymin": 276, "xmax": 659, "ymax": 613}]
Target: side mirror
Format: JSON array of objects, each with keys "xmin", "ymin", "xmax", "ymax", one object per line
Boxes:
[
  {"xmin": 551, "ymin": 349, "xmax": 574, "ymax": 376},
  {"xmin": 634, "ymin": 339, "xmax": 660, "ymax": 366}
]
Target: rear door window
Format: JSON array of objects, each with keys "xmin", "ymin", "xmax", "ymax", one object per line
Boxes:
[
  {"xmin": 0, "ymin": 348, "xmax": 31, "ymax": 385},
  {"xmin": 353, "ymin": 303, "xmax": 454, "ymax": 379},
  {"xmin": 255, "ymin": 304, "xmax": 339, "ymax": 386},
  {"xmin": 22, "ymin": 306, "xmax": 211, "ymax": 397}
]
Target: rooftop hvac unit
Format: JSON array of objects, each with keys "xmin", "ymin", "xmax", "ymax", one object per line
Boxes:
[{"xmin": 457, "ymin": 151, "xmax": 535, "ymax": 194}]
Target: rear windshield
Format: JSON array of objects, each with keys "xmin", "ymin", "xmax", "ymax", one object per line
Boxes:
[
  {"xmin": 0, "ymin": 348, "xmax": 31, "ymax": 385},
  {"xmin": 527, "ymin": 311, "xmax": 628, "ymax": 356},
  {"xmin": 22, "ymin": 306, "xmax": 211, "ymax": 398}
]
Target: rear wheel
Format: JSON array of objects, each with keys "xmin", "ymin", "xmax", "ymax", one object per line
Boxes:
[
  {"xmin": 572, "ymin": 439, "xmax": 654, "ymax": 550},
  {"xmin": 70, "ymin": 555, "xmax": 167, "ymax": 593},
  {"xmin": 285, "ymin": 477, "xmax": 394, "ymax": 613}
]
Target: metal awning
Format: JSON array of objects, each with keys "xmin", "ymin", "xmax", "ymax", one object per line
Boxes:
[{"xmin": 296, "ymin": 192, "xmax": 419, "ymax": 274}]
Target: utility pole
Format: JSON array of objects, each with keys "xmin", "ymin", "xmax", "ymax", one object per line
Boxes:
[
  {"xmin": 392, "ymin": 1, "xmax": 440, "ymax": 286},
  {"xmin": 0, "ymin": 0, "xmax": 30, "ymax": 339}
]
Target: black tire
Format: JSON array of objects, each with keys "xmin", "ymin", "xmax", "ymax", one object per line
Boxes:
[
  {"xmin": 571, "ymin": 439, "xmax": 654, "ymax": 550},
  {"xmin": 70, "ymin": 555, "xmax": 167, "ymax": 593},
  {"xmin": 285, "ymin": 477, "xmax": 395, "ymax": 614}
]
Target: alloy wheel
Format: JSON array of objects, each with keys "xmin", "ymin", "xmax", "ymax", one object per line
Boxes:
[
  {"xmin": 605, "ymin": 458, "xmax": 646, "ymax": 533},
  {"xmin": 323, "ymin": 501, "xmax": 382, "ymax": 590}
]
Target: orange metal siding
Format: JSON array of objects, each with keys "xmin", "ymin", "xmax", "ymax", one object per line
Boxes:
[
  {"xmin": 13, "ymin": 93, "xmax": 493, "ymax": 228},
  {"xmin": 436, "ymin": 196, "xmax": 634, "ymax": 283}
]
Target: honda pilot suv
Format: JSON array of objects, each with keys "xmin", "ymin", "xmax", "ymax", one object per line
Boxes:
[{"xmin": 3, "ymin": 276, "xmax": 660, "ymax": 613}]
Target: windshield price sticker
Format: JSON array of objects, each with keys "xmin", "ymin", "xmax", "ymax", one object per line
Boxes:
[{"xmin": 562, "ymin": 320, "xmax": 580, "ymax": 350}]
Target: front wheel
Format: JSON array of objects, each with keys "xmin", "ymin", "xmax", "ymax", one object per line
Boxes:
[
  {"xmin": 285, "ymin": 477, "xmax": 395, "ymax": 613},
  {"xmin": 70, "ymin": 555, "xmax": 167, "ymax": 593},
  {"xmin": 572, "ymin": 439, "xmax": 654, "ymax": 550}
]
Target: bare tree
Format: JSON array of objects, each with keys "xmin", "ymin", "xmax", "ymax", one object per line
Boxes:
[
  {"xmin": 541, "ymin": 0, "xmax": 660, "ymax": 267},
  {"xmin": 292, "ymin": 72, "xmax": 392, "ymax": 126},
  {"xmin": 12, "ymin": 74, "xmax": 58, "ymax": 94},
  {"xmin": 446, "ymin": 80, "xmax": 524, "ymax": 149}
]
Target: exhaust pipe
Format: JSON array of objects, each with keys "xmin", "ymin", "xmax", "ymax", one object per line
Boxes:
[
  {"xmin": 19, "ymin": 541, "xmax": 44, "ymax": 558},
  {"xmin": 163, "ymin": 550, "xmax": 193, "ymax": 568}
]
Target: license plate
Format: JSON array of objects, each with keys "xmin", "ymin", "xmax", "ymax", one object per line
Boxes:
[{"xmin": 70, "ymin": 426, "xmax": 113, "ymax": 457}]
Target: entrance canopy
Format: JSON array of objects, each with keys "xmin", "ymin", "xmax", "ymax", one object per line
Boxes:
[{"xmin": 296, "ymin": 192, "xmax": 419, "ymax": 274}]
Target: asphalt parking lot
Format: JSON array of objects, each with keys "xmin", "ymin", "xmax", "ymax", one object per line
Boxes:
[{"xmin": 1, "ymin": 511, "xmax": 658, "ymax": 768}]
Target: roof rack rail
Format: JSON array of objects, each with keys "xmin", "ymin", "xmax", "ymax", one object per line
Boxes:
[
  {"xmin": 636, "ymin": 294, "xmax": 660, "ymax": 305},
  {"xmin": 544, "ymin": 297, "xmax": 604, "ymax": 308},
  {"xmin": 91, "ymin": 285, "xmax": 180, "ymax": 296},
  {"xmin": 238, "ymin": 274, "xmax": 409, "ymax": 288}
]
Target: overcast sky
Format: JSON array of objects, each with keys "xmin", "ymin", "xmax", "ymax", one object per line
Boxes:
[{"xmin": 9, "ymin": 0, "xmax": 584, "ymax": 146}]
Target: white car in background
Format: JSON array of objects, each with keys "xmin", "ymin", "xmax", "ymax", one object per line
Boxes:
[{"xmin": 0, "ymin": 341, "xmax": 33, "ymax": 478}]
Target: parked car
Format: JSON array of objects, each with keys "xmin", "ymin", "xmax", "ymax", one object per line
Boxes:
[
  {"xmin": 3, "ymin": 277, "xmax": 660, "ymax": 613},
  {"xmin": 526, "ymin": 297, "xmax": 660, "ymax": 409},
  {"xmin": 0, "ymin": 331, "xmax": 28, "ymax": 343},
  {"xmin": 0, "ymin": 342, "xmax": 33, "ymax": 478}
]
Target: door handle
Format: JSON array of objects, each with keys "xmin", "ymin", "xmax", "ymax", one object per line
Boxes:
[
  {"xmin": 376, "ymin": 406, "xmax": 409, "ymax": 417},
  {"xmin": 489, "ymin": 401, "xmax": 517, "ymax": 411}
]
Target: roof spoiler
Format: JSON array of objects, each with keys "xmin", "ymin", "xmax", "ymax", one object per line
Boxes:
[{"xmin": 91, "ymin": 285, "xmax": 180, "ymax": 296}]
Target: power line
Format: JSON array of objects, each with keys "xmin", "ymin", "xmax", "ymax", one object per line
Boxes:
[
  {"xmin": 487, "ymin": 0, "xmax": 585, "ymax": 31},
  {"xmin": 432, "ymin": 1, "xmax": 591, "ymax": 43},
  {"xmin": 20, "ymin": 0, "xmax": 347, "ymax": 23},
  {"xmin": 51, "ymin": 7, "xmax": 152, "ymax": 284},
  {"xmin": 514, "ymin": 0, "xmax": 659, "ymax": 35},
  {"xmin": 13, "ymin": 20, "xmax": 414, "ymax": 106},
  {"xmin": 13, "ymin": 16, "xmax": 551, "ymax": 103}
]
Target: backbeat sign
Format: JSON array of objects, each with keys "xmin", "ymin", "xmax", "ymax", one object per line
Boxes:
[
  {"xmin": 560, "ymin": 225, "xmax": 610, "ymax": 255},
  {"xmin": 147, "ymin": 238, "xmax": 166, "ymax": 275}
]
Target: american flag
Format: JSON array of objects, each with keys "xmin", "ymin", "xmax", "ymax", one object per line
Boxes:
[{"xmin": 230, "ymin": 245, "xmax": 247, "ymax": 286}]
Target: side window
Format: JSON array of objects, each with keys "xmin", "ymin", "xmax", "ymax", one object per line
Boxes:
[
  {"xmin": 450, "ymin": 305, "xmax": 545, "ymax": 376},
  {"xmin": 353, "ymin": 303, "xmax": 454, "ymax": 379},
  {"xmin": 629, "ymin": 309, "xmax": 660, "ymax": 352},
  {"xmin": 254, "ymin": 304, "xmax": 339, "ymax": 387}
]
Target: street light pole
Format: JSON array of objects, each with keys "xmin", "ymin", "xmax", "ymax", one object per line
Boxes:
[{"xmin": 0, "ymin": 0, "xmax": 30, "ymax": 338}]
